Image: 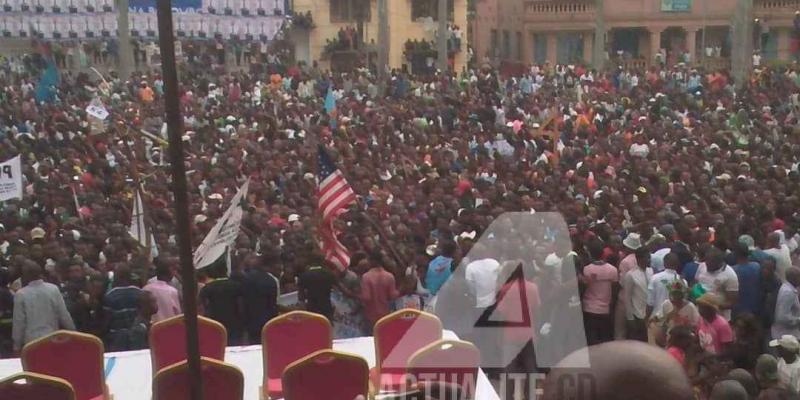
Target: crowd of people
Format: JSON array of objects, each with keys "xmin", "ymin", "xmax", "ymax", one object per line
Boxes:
[{"xmin": 3, "ymin": 38, "xmax": 800, "ymax": 399}]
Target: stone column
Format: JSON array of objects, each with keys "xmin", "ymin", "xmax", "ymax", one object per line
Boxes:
[
  {"xmin": 521, "ymin": 29, "xmax": 532, "ymax": 64},
  {"xmin": 685, "ymin": 28, "xmax": 697, "ymax": 64},
  {"xmin": 649, "ymin": 27, "xmax": 663, "ymax": 65},
  {"xmin": 777, "ymin": 28, "xmax": 790, "ymax": 61},
  {"xmin": 583, "ymin": 32, "xmax": 593, "ymax": 65},
  {"xmin": 546, "ymin": 32, "xmax": 557, "ymax": 64}
]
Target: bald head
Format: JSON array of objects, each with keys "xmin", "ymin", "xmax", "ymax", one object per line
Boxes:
[
  {"xmin": 710, "ymin": 380, "xmax": 748, "ymax": 400},
  {"xmin": 542, "ymin": 341, "xmax": 693, "ymax": 400}
]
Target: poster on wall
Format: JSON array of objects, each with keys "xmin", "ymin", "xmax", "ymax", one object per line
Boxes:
[{"xmin": 661, "ymin": 0, "xmax": 691, "ymax": 11}]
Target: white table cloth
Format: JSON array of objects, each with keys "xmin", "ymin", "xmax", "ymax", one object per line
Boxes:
[{"xmin": 0, "ymin": 330, "xmax": 499, "ymax": 400}]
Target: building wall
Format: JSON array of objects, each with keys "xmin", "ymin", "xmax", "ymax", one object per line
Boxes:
[
  {"xmin": 476, "ymin": 0, "xmax": 800, "ymax": 67},
  {"xmin": 293, "ymin": 0, "xmax": 468, "ymax": 71}
]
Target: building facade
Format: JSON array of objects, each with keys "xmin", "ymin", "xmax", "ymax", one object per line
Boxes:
[
  {"xmin": 474, "ymin": 0, "xmax": 799, "ymax": 69},
  {"xmin": 291, "ymin": 0, "xmax": 468, "ymax": 72}
]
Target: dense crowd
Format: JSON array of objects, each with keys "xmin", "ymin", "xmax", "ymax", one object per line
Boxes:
[{"xmin": 4, "ymin": 41, "xmax": 800, "ymax": 399}]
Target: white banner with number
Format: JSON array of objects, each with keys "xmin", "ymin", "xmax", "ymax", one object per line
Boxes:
[{"xmin": 0, "ymin": 155, "xmax": 23, "ymax": 202}]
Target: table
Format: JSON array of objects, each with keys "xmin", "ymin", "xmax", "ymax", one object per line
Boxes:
[{"xmin": 0, "ymin": 331, "xmax": 500, "ymax": 400}]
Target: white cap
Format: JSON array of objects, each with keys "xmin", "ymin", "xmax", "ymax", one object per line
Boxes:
[
  {"xmin": 770, "ymin": 335, "xmax": 800, "ymax": 352},
  {"xmin": 288, "ymin": 214, "xmax": 300, "ymax": 223}
]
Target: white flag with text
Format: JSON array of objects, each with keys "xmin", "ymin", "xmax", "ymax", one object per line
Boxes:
[{"xmin": 0, "ymin": 155, "xmax": 23, "ymax": 202}]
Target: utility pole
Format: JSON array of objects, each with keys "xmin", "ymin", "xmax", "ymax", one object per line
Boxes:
[
  {"xmin": 731, "ymin": 0, "xmax": 753, "ymax": 87},
  {"xmin": 592, "ymin": 0, "xmax": 604, "ymax": 68},
  {"xmin": 116, "ymin": 0, "xmax": 133, "ymax": 80},
  {"xmin": 437, "ymin": 0, "xmax": 448, "ymax": 72},
  {"xmin": 377, "ymin": 0, "xmax": 388, "ymax": 84},
  {"xmin": 154, "ymin": 0, "xmax": 204, "ymax": 399}
]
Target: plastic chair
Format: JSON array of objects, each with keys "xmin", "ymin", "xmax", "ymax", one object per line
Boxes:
[
  {"xmin": 372, "ymin": 309, "xmax": 443, "ymax": 391},
  {"xmin": 149, "ymin": 314, "xmax": 227, "ymax": 375},
  {"xmin": 407, "ymin": 339, "xmax": 480, "ymax": 399},
  {"xmin": 261, "ymin": 310, "xmax": 332, "ymax": 399},
  {"xmin": 0, "ymin": 371, "xmax": 76, "ymax": 400},
  {"xmin": 282, "ymin": 349, "xmax": 369, "ymax": 400},
  {"xmin": 21, "ymin": 330, "xmax": 109, "ymax": 400},
  {"xmin": 152, "ymin": 357, "xmax": 244, "ymax": 400}
]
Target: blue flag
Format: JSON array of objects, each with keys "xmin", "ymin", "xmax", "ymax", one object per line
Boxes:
[
  {"xmin": 34, "ymin": 60, "xmax": 59, "ymax": 103},
  {"xmin": 324, "ymin": 87, "xmax": 337, "ymax": 129}
]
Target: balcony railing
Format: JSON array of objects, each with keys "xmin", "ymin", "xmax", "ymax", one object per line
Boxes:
[
  {"xmin": 524, "ymin": 2, "xmax": 594, "ymax": 14},
  {"xmin": 755, "ymin": 0, "xmax": 799, "ymax": 9}
]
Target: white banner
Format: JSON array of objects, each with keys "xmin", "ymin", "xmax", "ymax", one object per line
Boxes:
[
  {"xmin": 0, "ymin": 155, "xmax": 23, "ymax": 202},
  {"xmin": 193, "ymin": 178, "xmax": 250, "ymax": 269},
  {"xmin": 86, "ymin": 99, "xmax": 109, "ymax": 120},
  {"xmin": 129, "ymin": 188, "xmax": 159, "ymax": 259}
]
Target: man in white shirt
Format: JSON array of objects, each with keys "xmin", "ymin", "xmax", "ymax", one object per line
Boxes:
[
  {"xmin": 773, "ymin": 267, "xmax": 800, "ymax": 340},
  {"xmin": 765, "ymin": 232, "xmax": 792, "ymax": 282},
  {"xmin": 623, "ymin": 249, "xmax": 652, "ymax": 341},
  {"xmin": 464, "ymin": 244, "xmax": 501, "ymax": 309},
  {"xmin": 648, "ymin": 253, "xmax": 685, "ymax": 319},
  {"xmin": 771, "ymin": 335, "xmax": 800, "ymax": 393},
  {"xmin": 695, "ymin": 247, "xmax": 739, "ymax": 321}
]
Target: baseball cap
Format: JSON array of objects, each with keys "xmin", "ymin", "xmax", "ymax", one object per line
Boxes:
[
  {"xmin": 769, "ymin": 335, "xmax": 800, "ymax": 352},
  {"xmin": 756, "ymin": 354, "xmax": 780, "ymax": 383},
  {"xmin": 30, "ymin": 227, "xmax": 46, "ymax": 240}
]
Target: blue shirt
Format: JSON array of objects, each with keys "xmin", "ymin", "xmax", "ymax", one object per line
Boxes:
[
  {"xmin": 426, "ymin": 256, "xmax": 453, "ymax": 295},
  {"xmin": 682, "ymin": 261, "xmax": 699, "ymax": 285},
  {"xmin": 732, "ymin": 261, "xmax": 761, "ymax": 318}
]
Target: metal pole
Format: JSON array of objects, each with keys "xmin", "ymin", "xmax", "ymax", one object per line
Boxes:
[
  {"xmin": 116, "ymin": 0, "xmax": 133, "ymax": 80},
  {"xmin": 377, "ymin": 0, "xmax": 388, "ymax": 83},
  {"xmin": 592, "ymin": 0, "xmax": 605, "ymax": 68},
  {"xmin": 154, "ymin": 1, "xmax": 203, "ymax": 399},
  {"xmin": 438, "ymin": 0, "xmax": 448, "ymax": 71}
]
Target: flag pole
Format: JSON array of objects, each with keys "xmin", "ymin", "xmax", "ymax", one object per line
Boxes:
[
  {"xmin": 121, "ymin": 134, "xmax": 146, "ymax": 252},
  {"xmin": 154, "ymin": 0, "xmax": 203, "ymax": 399}
]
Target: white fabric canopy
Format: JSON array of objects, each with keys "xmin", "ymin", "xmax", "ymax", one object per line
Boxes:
[{"xmin": 0, "ymin": 330, "xmax": 500, "ymax": 400}]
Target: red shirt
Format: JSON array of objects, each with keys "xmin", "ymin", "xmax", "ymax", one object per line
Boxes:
[{"xmin": 360, "ymin": 267, "xmax": 400, "ymax": 324}]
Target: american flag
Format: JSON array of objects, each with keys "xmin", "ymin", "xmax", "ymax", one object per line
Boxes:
[{"xmin": 317, "ymin": 145, "xmax": 356, "ymax": 270}]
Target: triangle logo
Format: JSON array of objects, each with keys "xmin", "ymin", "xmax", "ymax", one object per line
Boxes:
[{"xmin": 474, "ymin": 263, "xmax": 531, "ymax": 328}]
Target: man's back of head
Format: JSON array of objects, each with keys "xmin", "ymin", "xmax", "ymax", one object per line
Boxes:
[
  {"xmin": 542, "ymin": 341, "xmax": 693, "ymax": 400},
  {"xmin": 20, "ymin": 260, "xmax": 43, "ymax": 286},
  {"xmin": 113, "ymin": 264, "xmax": 133, "ymax": 287},
  {"xmin": 709, "ymin": 380, "xmax": 748, "ymax": 400}
]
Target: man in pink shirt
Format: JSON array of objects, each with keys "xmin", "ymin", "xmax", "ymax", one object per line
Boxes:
[
  {"xmin": 142, "ymin": 261, "xmax": 182, "ymax": 323},
  {"xmin": 360, "ymin": 253, "xmax": 400, "ymax": 331},
  {"xmin": 581, "ymin": 241, "xmax": 620, "ymax": 345}
]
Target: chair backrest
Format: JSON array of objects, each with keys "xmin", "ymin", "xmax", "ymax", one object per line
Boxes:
[
  {"xmin": 152, "ymin": 357, "xmax": 244, "ymax": 400},
  {"xmin": 21, "ymin": 330, "xmax": 105, "ymax": 400},
  {"xmin": 262, "ymin": 311, "xmax": 332, "ymax": 384},
  {"xmin": 0, "ymin": 372, "xmax": 76, "ymax": 400},
  {"xmin": 149, "ymin": 314, "xmax": 227, "ymax": 374},
  {"xmin": 407, "ymin": 339, "xmax": 480, "ymax": 399},
  {"xmin": 374, "ymin": 309, "xmax": 443, "ymax": 374},
  {"xmin": 282, "ymin": 350, "xmax": 369, "ymax": 400}
]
